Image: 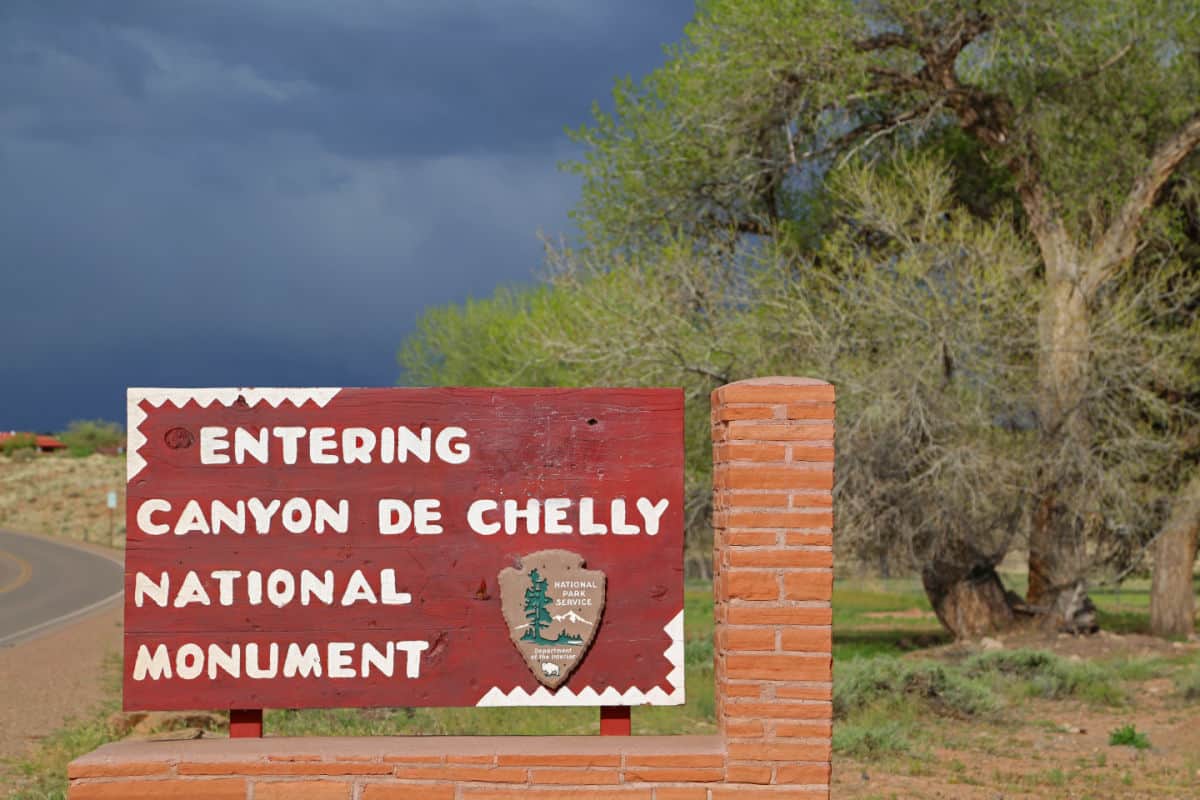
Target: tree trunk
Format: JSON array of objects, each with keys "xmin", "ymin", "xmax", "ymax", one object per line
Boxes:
[
  {"xmin": 1028, "ymin": 273, "xmax": 1098, "ymax": 632},
  {"xmin": 923, "ymin": 563, "xmax": 1016, "ymax": 639},
  {"xmin": 1150, "ymin": 472, "xmax": 1200, "ymax": 639}
]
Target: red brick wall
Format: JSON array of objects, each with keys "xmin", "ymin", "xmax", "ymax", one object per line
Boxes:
[
  {"xmin": 712, "ymin": 377, "xmax": 834, "ymax": 795},
  {"xmin": 67, "ymin": 377, "xmax": 834, "ymax": 800}
]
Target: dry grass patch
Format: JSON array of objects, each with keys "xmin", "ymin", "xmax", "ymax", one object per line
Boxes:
[{"xmin": 0, "ymin": 454, "xmax": 125, "ymax": 546}]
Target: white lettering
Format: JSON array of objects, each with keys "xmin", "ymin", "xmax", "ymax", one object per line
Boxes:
[
  {"xmin": 272, "ymin": 426, "xmax": 305, "ymax": 464},
  {"xmin": 267, "ymin": 569, "xmax": 296, "ymax": 607},
  {"xmin": 504, "ymin": 499, "xmax": 540, "ymax": 535},
  {"xmin": 134, "ymin": 571, "xmax": 169, "ymax": 608},
  {"xmin": 133, "ymin": 644, "xmax": 172, "ymax": 680},
  {"xmin": 246, "ymin": 643, "xmax": 278, "ymax": 678},
  {"xmin": 380, "ymin": 427, "xmax": 395, "ymax": 464},
  {"xmin": 234, "ymin": 427, "xmax": 269, "ymax": 465},
  {"xmin": 212, "ymin": 570, "xmax": 241, "ymax": 605},
  {"xmin": 247, "ymin": 498, "xmax": 281, "ymax": 534},
  {"xmin": 414, "ymin": 498, "xmax": 442, "ymax": 534},
  {"xmin": 299, "ymin": 569, "xmax": 334, "ymax": 605},
  {"xmin": 544, "ymin": 498, "xmax": 571, "ymax": 534},
  {"xmin": 327, "ymin": 642, "xmax": 355, "ymax": 678},
  {"xmin": 342, "ymin": 428, "xmax": 375, "ymax": 464},
  {"xmin": 281, "ymin": 498, "xmax": 312, "ymax": 533},
  {"xmin": 467, "ymin": 500, "xmax": 500, "ymax": 535},
  {"xmin": 173, "ymin": 571, "xmax": 211, "ymax": 607},
  {"xmin": 210, "ymin": 500, "xmax": 246, "ymax": 534},
  {"xmin": 637, "ymin": 497, "xmax": 670, "ymax": 536},
  {"xmin": 579, "ymin": 498, "xmax": 606, "ymax": 535},
  {"xmin": 340, "ymin": 570, "xmax": 378, "ymax": 605},
  {"xmin": 379, "ymin": 569, "xmax": 412, "ymax": 605},
  {"xmin": 136, "ymin": 499, "xmax": 171, "ymax": 536},
  {"xmin": 611, "ymin": 499, "xmax": 638, "ymax": 535},
  {"xmin": 199, "ymin": 427, "xmax": 230, "ymax": 464},
  {"xmin": 207, "ymin": 643, "xmax": 240, "ymax": 679},
  {"xmin": 247, "ymin": 570, "xmax": 263, "ymax": 605},
  {"xmin": 175, "ymin": 643, "xmax": 204, "ymax": 679},
  {"xmin": 435, "ymin": 426, "xmax": 470, "ymax": 464},
  {"xmin": 174, "ymin": 500, "xmax": 211, "ymax": 535},
  {"xmin": 396, "ymin": 640, "xmax": 430, "ymax": 678},
  {"xmin": 309, "ymin": 427, "xmax": 338, "ymax": 464},
  {"xmin": 361, "ymin": 642, "xmax": 394, "ymax": 677},
  {"xmin": 378, "ymin": 499, "xmax": 413, "ymax": 535},
  {"xmin": 283, "ymin": 643, "xmax": 322, "ymax": 678},
  {"xmin": 396, "ymin": 427, "xmax": 431, "ymax": 463}
]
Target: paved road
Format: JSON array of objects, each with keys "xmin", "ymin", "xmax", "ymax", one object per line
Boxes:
[{"xmin": 0, "ymin": 529, "xmax": 123, "ymax": 647}]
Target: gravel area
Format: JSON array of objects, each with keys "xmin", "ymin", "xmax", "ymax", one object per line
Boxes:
[{"xmin": 0, "ymin": 596, "xmax": 122, "ymax": 760}]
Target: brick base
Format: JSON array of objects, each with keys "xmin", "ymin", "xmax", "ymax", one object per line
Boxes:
[
  {"xmin": 69, "ymin": 735, "xmax": 825, "ymax": 799},
  {"xmin": 68, "ymin": 377, "xmax": 834, "ymax": 800}
]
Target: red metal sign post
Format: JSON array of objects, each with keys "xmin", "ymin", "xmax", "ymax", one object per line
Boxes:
[{"xmin": 229, "ymin": 709, "xmax": 263, "ymax": 739}]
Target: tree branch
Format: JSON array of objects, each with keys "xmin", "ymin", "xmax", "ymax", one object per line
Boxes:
[
  {"xmin": 1086, "ymin": 112, "xmax": 1200, "ymax": 295},
  {"xmin": 854, "ymin": 31, "xmax": 915, "ymax": 52},
  {"xmin": 1034, "ymin": 40, "xmax": 1135, "ymax": 105}
]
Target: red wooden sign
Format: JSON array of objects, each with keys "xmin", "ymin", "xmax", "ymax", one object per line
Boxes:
[{"xmin": 123, "ymin": 388, "xmax": 684, "ymax": 711}]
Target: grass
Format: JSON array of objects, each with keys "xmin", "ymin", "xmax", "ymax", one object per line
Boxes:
[
  {"xmin": 0, "ymin": 453, "xmax": 125, "ymax": 547},
  {"xmin": 964, "ymin": 649, "xmax": 1126, "ymax": 705},
  {"xmin": 1108, "ymin": 723, "xmax": 1151, "ymax": 750},
  {"xmin": 831, "ymin": 578, "xmax": 950, "ymax": 661},
  {"xmin": 4, "ymin": 655, "xmax": 123, "ymax": 800},
  {"xmin": 1174, "ymin": 662, "xmax": 1200, "ymax": 700},
  {"xmin": 835, "ymin": 658, "xmax": 997, "ymax": 719}
]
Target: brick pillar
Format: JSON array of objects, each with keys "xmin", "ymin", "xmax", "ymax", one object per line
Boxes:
[{"xmin": 711, "ymin": 377, "xmax": 834, "ymax": 795}]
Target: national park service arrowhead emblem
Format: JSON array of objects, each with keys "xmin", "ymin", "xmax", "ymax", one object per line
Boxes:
[{"xmin": 499, "ymin": 549, "xmax": 605, "ymax": 689}]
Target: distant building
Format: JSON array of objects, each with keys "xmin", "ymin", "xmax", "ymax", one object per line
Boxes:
[{"xmin": 0, "ymin": 431, "xmax": 67, "ymax": 453}]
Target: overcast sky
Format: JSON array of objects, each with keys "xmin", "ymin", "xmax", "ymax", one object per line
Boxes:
[{"xmin": 0, "ymin": 1, "xmax": 695, "ymax": 431}]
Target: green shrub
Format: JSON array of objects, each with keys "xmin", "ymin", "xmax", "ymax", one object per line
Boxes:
[
  {"xmin": 834, "ymin": 658, "xmax": 996, "ymax": 719},
  {"xmin": 9, "ymin": 446, "xmax": 36, "ymax": 463},
  {"xmin": 1, "ymin": 433, "xmax": 37, "ymax": 456},
  {"xmin": 1108, "ymin": 724, "xmax": 1150, "ymax": 749},
  {"xmin": 59, "ymin": 419, "xmax": 124, "ymax": 457},
  {"xmin": 965, "ymin": 649, "xmax": 1124, "ymax": 705},
  {"xmin": 833, "ymin": 716, "xmax": 913, "ymax": 757}
]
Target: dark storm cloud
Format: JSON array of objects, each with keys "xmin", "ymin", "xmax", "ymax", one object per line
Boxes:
[
  {"xmin": 0, "ymin": 0, "xmax": 695, "ymax": 430},
  {"xmin": 2, "ymin": 1, "xmax": 685, "ymax": 156}
]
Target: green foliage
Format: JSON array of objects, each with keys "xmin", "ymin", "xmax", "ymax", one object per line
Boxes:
[
  {"xmin": 965, "ymin": 649, "xmax": 1125, "ymax": 705},
  {"xmin": 59, "ymin": 420, "xmax": 123, "ymax": 458},
  {"xmin": 402, "ymin": 158, "xmax": 1042, "ymax": 582},
  {"xmin": 833, "ymin": 711, "xmax": 915, "ymax": 757},
  {"xmin": 834, "ymin": 658, "xmax": 997, "ymax": 720},
  {"xmin": 554, "ymin": 0, "xmax": 1200, "ymax": 605},
  {"xmin": 1108, "ymin": 723, "xmax": 1151, "ymax": 749},
  {"xmin": 0, "ymin": 433, "xmax": 36, "ymax": 456},
  {"xmin": 567, "ymin": 0, "xmax": 1200, "ymax": 248}
]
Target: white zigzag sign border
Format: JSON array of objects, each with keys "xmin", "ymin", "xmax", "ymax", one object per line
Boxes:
[
  {"xmin": 475, "ymin": 609, "xmax": 685, "ymax": 707},
  {"xmin": 126, "ymin": 387, "xmax": 342, "ymax": 483}
]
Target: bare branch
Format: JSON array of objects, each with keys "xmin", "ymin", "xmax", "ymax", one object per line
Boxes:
[{"xmin": 836, "ymin": 100, "xmax": 942, "ymax": 168}]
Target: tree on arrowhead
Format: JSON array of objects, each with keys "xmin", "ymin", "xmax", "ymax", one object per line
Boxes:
[{"xmin": 521, "ymin": 569, "xmax": 554, "ymax": 644}]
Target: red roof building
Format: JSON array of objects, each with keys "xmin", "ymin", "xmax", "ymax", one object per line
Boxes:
[{"xmin": 0, "ymin": 431, "xmax": 67, "ymax": 452}]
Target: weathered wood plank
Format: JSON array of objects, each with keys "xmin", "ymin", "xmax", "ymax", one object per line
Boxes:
[{"xmin": 124, "ymin": 388, "xmax": 684, "ymax": 711}]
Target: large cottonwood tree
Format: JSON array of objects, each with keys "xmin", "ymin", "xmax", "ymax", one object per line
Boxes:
[{"xmin": 565, "ymin": 0, "xmax": 1200, "ymax": 632}]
